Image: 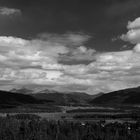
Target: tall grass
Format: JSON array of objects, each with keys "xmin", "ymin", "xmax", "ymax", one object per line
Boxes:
[{"xmin": 0, "ymin": 114, "xmax": 140, "ymax": 140}]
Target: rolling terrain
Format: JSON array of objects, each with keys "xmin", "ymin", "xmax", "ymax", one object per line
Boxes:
[
  {"xmin": 0, "ymin": 90, "xmax": 62, "ymax": 112},
  {"xmin": 31, "ymin": 92, "xmax": 93, "ymax": 105},
  {"xmin": 10, "ymin": 88, "xmax": 99, "ymax": 106},
  {"xmin": 0, "ymin": 88, "xmax": 100, "ymax": 112},
  {"xmin": 0, "ymin": 90, "xmax": 44, "ymax": 109},
  {"xmin": 91, "ymin": 86, "xmax": 140, "ymax": 105}
]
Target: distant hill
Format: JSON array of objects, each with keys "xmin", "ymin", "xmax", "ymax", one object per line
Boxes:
[
  {"xmin": 90, "ymin": 86, "xmax": 140, "ymax": 105},
  {"xmin": 29, "ymin": 88, "xmax": 102, "ymax": 105},
  {"xmin": 0, "ymin": 90, "xmax": 43, "ymax": 108},
  {"xmin": 10, "ymin": 88, "xmax": 34, "ymax": 94},
  {"xmin": 31, "ymin": 92, "xmax": 93, "ymax": 105},
  {"xmin": 10, "ymin": 88, "xmax": 103, "ymax": 106}
]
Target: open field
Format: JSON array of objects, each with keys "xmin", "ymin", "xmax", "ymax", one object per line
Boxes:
[
  {"xmin": 0, "ymin": 113, "xmax": 140, "ymax": 140},
  {"xmin": 0, "ymin": 105, "xmax": 140, "ymax": 140},
  {"xmin": 0, "ymin": 106, "xmax": 140, "ymax": 123}
]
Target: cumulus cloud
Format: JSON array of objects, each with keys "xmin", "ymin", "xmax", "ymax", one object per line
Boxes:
[
  {"xmin": 0, "ymin": 33, "xmax": 94, "ymax": 91},
  {"xmin": 58, "ymin": 46, "xmax": 96, "ymax": 65},
  {"xmin": 0, "ymin": 7, "xmax": 21, "ymax": 16},
  {"xmin": 127, "ymin": 18, "xmax": 140, "ymax": 29},
  {"xmin": 121, "ymin": 17, "xmax": 140, "ymax": 51},
  {"xmin": 38, "ymin": 33, "xmax": 90, "ymax": 46},
  {"xmin": 121, "ymin": 29, "xmax": 140, "ymax": 44},
  {"xmin": 2, "ymin": 20, "xmax": 140, "ymax": 94},
  {"xmin": 56, "ymin": 17, "xmax": 140, "ymax": 94},
  {"xmin": 85, "ymin": 17, "xmax": 140, "ymax": 93}
]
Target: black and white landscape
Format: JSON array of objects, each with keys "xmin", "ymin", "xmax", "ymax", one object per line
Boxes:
[{"xmin": 0, "ymin": 0, "xmax": 140, "ymax": 140}]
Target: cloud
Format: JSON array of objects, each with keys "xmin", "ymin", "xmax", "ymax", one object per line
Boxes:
[
  {"xmin": 0, "ymin": 33, "xmax": 134, "ymax": 94},
  {"xmin": 83, "ymin": 16, "xmax": 140, "ymax": 93},
  {"xmin": 58, "ymin": 46, "xmax": 96, "ymax": 65},
  {"xmin": 0, "ymin": 7, "xmax": 21, "ymax": 16},
  {"xmin": 38, "ymin": 33, "xmax": 91, "ymax": 46},
  {"xmin": 0, "ymin": 33, "xmax": 93, "ymax": 89},
  {"xmin": 127, "ymin": 17, "xmax": 140, "ymax": 29},
  {"xmin": 121, "ymin": 17, "xmax": 140, "ymax": 51},
  {"xmin": 2, "ymin": 22, "xmax": 140, "ymax": 94},
  {"xmin": 121, "ymin": 29, "xmax": 140, "ymax": 44}
]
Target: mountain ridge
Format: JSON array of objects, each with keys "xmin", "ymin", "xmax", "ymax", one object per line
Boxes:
[
  {"xmin": 9, "ymin": 87, "xmax": 100, "ymax": 105},
  {"xmin": 90, "ymin": 86, "xmax": 140, "ymax": 105},
  {"xmin": 0, "ymin": 90, "xmax": 44, "ymax": 108}
]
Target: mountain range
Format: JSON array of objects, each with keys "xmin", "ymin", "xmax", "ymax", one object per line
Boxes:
[
  {"xmin": 10, "ymin": 88, "xmax": 98, "ymax": 105},
  {"xmin": 0, "ymin": 86, "xmax": 140, "ymax": 109}
]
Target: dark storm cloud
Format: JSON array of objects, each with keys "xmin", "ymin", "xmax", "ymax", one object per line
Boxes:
[
  {"xmin": 106, "ymin": 0, "xmax": 140, "ymax": 17},
  {"xmin": 0, "ymin": 0, "xmax": 138, "ymax": 52},
  {"xmin": 1, "ymin": 0, "xmax": 140, "ymax": 94},
  {"xmin": 0, "ymin": 0, "xmax": 129, "ymax": 51}
]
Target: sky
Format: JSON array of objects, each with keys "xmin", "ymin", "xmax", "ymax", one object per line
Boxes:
[{"xmin": 0, "ymin": 0, "xmax": 140, "ymax": 94}]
